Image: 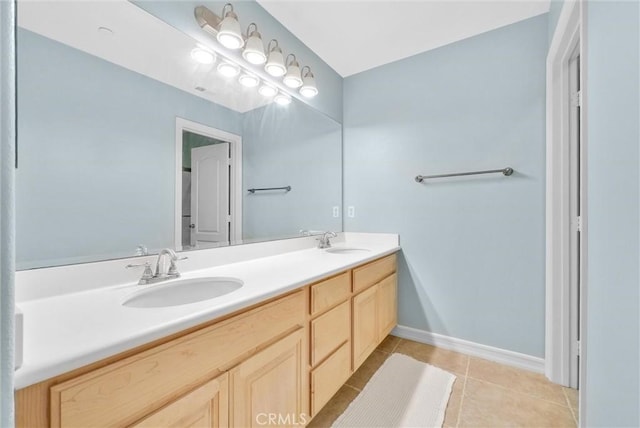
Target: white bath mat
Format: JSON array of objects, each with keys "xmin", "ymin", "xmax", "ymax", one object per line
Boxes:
[{"xmin": 332, "ymin": 353, "xmax": 456, "ymax": 428}]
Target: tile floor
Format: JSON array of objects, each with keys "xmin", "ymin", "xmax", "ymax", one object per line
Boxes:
[{"xmin": 309, "ymin": 336, "xmax": 578, "ymax": 428}]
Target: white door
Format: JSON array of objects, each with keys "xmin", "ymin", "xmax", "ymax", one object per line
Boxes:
[{"xmin": 190, "ymin": 143, "xmax": 230, "ymax": 245}]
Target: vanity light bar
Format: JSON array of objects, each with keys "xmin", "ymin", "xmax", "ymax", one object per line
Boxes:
[{"xmin": 194, "ymin": 4, "xmax": 318, "ymax": 102}]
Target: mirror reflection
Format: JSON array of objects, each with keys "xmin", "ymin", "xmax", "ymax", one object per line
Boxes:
[{"xmin": 15, "ymin": 1, "xmax": 342, "ymax": 270}]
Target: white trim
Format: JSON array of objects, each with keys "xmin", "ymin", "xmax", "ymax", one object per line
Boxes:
[
  {"xmin": 578, "ymin": 1, "xmax": 588, "ymax": 424},
  {"xmin": 545, "ymin": 0, "xmax": 581, "ymax": 387},
  {"xmin": 392, "ymin": 325, "xmax": 545, "ymax": 374},
  {"xmin": 174, "ymin": 118, "xmax": 243, "ymax": 250}
]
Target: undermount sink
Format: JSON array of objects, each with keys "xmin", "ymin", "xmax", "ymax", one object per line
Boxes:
[
  {"xmin": 325, "ymin": 247, "xmax": 371, "ymax": 254},
  {"xmin": 123, "ymin": 277, "xmax": 243, "ymax": 308}
]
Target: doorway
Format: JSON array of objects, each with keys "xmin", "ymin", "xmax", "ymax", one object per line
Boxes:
[
  {"xmin": 174, "ymin": 118, "xmax": 242, "ymax": 249},
  {"xmin": 545, "ymin": 0, "xmax": 584, "ymax": 411}
]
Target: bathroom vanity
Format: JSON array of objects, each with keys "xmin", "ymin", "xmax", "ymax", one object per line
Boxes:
[{"xmin": 15, "ymin": 235, "xmax": 399, "ymax": 427}]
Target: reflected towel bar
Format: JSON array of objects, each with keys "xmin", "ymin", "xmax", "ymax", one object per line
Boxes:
[
  {"xmin": 415, "ymin": 167, "xmax": 514, "ymax": 183},
  {"xmin": 247, "ymin": 186, "xmax": 292, "ymax": 193}
]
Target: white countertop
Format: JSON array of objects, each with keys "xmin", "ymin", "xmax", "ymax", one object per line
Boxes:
[{"xmin": 15, "ymin": 233, "xmax": 400, "ymax": 389}]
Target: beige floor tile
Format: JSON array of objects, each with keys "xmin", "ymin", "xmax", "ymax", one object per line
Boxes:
[
  {"xmin": 459, "ymin": 378, "xmax": 576, "ymax": 428},
  {"xmin": 443, "ymin": 377, "xmax": 465, "ymax": 428},
  {"xmin": 307, "ymin": 385, "xmax": 360, "ymax": 428},
  {"xmin": 467, "ymin": 357, "xmax": 567, "ymax": 405},
  {"xmin": 345, "ymin": 350, "xmax": 390, "ymax": 390},
  {"xmin": 563, "ymin": 387, "xmax": 578, "ymax": 413},
  {"xmin": 395, "ymin": 339, "xmax": 469, "ymax": 376},
  {"xmin": 376, "ymin": 335, "xmax": 401, "ymax": 353},
  {"xmin": 563, "ymin": 387, "xmax": 579, "ymax": 424}
]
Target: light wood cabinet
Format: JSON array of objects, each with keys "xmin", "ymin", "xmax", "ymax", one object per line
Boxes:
[
  {"xmin": 377, "ymin": 273, "xmax": 398, "ymax": 339},
  {"xmin": 132, "ymin": 374, "xmax": 228, "ymax": 428},
  {"xmin": 49, "ymin": 291, "xmax": 305, "ymax": 428},
  {"xmin": 352, "ymin": 285, "xmax": 379, "ymax": 369},
  {"xmin": 352, "ymin": 255, "xmax": 398, "ymax": 371},
  {"xmin": 310, "ymin": 342, "xmax": 351, "ymax": 416},
  {"xmin": 16, "ymin": 253, "xmax": 398, "ymax": 428},
  {"xmin": 310, "ymin": 300, "xmax": 350, "ymax": 366},
  {"xmin": 230, "ymin": 329, "xmax": 307, "ymax": 428}
]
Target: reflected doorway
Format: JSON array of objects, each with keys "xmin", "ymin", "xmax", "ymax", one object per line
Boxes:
[{"xmin": 174, "ymin": 118, "xmax": 242, "ymax": 250}]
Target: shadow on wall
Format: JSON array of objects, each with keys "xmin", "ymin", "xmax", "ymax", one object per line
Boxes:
[{"xmin": 396, "ymin": 250, "xmax": 446, "ymax": 335}]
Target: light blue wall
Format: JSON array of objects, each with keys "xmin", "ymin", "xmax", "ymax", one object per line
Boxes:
[
  {"xmin": 241, "ymin": 100, "xmax": 342, "ymax": 239},
  {"xmin": 584, "ymin": 1, "xmax": 640, "ymax": 426},
  {"xmin": 133, "ymin": 0, "xmax": 343, "ymax": 123},
  {"xmin": 344, "ymin": 15, "xmax": 547, "ymax": 357},
  {"xmin": 16, "ymin": 29, "xmax": 243, "ymax": 269},
  {"xmin": 547, "ymin": 0, "xmax": 565, "ymax": 45}
]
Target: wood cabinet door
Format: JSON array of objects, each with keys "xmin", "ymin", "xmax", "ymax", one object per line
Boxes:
[
  {"xmin": 131, "ymin": 373, "xmax": 228, "ymax": 428},
  {"xmin": 377, "ymin": 273, "xmax": 398, "ymax": 339},
  {"xmin": 352, "ymin": 285, "xmax": 379, "ymax": 370},
  {"xmin": 230, "ymin": 329, "xmax": 308, "ymax": 427}
]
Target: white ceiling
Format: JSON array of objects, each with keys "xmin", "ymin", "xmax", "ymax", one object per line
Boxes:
[{"xmin": 256, "ymin": 0, "xmax": 550, "ymax": 77}]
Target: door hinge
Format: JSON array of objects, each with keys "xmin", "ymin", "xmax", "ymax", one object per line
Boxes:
[
  {"xmin": 576, "ymin": 340, "xmax": 581, "ymax": 357},
  {"xmin": 571, "ymin": 90, "xmax": 582, "ymax": 108},
  {"xmin": 571, "ymin": 91, "xmax": 582, "ymax": 107},
  {"xmin": 576, "ymin": 215, "xmax": 582, "ymax": 232},
  {"xmin": 227, "ymin": 215, "xmax": 232, "ymax": 223}
]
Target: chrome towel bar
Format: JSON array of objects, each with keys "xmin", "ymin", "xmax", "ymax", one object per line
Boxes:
[
  {"xmin": 415, "ymin": 167, "xmax": 514, "ymax": 183},
  {"xmin": 247, "ymin": 186, "xmax": 292, "ymax": 193}
]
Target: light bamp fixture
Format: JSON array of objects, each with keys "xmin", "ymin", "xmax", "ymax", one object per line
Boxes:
[
  {"xmin": 242, "ymin": 23, "xmax": 266, "ymax": 65},
  {"xmin": 274, "ymin": 92, "xmax": 292, "ymax": 105},
  {"xmin": 264, "ymin": 39, "xmax": 286, "ymax": 77},
  {"xmin": 283, "ymin": 54, "xmax": 302, "ymax": 88},
  {"xmin": 217, "ymin": 61, "xmax": 240, "ymax": 77},
  {"xmin": 239, "ymin": 73, "xmax": 260, "ymax": 87},
  {"xmin": 217, "ymin": 4, "xmax": 244, "ymax": 49},
  {"xmin": 190, "ymin": 48, "xmax": 215, "ymax": 65},
  {"xmin": 258, "ymin": 84, "xmax": 278, "ymax": 97},
  {"xmin": 299, "ymin": 66, "xmax": 318, "ymax": 98}
]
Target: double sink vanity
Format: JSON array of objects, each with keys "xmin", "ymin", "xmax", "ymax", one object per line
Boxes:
[{"xmin": 15, "ymin": 233, "xmax": 400, "ymax": 427}]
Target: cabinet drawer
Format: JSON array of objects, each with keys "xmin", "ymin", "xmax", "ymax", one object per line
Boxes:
[
  {"xmin": 311, "ymin": 342, "xmax": 351, "ymax": 416},
  {"xmin": 310, "ymin": 271, "xmax": 351, "ymax": 316},
  {"xmin": 50, "ymin": 291, "xmax": 305, "ymax": 428},
  {"xmin": 310, "ymin": 300, "xmax": 350, "ymax": 366},
  {"xmin": 353, "ymin": 254, "xmax": 397, "ymax": 293},
  {"xmin": 131, "ymin": 373, "xmax": 228, "ymax": 428}
]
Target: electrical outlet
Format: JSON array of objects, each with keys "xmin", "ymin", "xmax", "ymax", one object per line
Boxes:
[
  {"xmin": 347, "ymin": 206, "xmax": 355, "ymax": 218},
  {"xmin": 332, "ymin": 206, "xmax": 340, "ymax": 218}
]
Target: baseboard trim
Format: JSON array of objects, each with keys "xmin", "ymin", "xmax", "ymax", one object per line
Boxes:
[{"xmin": 391, "ymin": 325, "xmax": 545, "ymax": 374}]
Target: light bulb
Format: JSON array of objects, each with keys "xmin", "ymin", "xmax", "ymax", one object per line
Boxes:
[
  {"xmin": 274, "ymin": 92, "xmax": 292, "ymax": 106},
  {"xmin": 190, "ymin": 48, "xmax": 215, "ymax": 65},
  {"xmin": 258, "ymin": 84, "xmax": 277, "ymax": 97},
  {"xmin": 239, "ymin": 73, "xmax": 260, "ymax": 88},
  {"xmin": 217, "ymin": 62, "xmax": 240, "ymax": 77}
]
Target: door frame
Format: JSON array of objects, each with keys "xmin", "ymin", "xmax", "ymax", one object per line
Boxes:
[
  {"xmin": 174, "ymin": 117, "xmax": 242, "ymax": 249},
  {"xmin": 546, "ymin": 0, "xmax": 586, "ymax": 398}
]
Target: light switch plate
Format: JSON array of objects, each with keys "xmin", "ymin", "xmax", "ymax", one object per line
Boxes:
[{"xmin": 332, "ymin": 206, "xmax": 340, "ymax": 218}]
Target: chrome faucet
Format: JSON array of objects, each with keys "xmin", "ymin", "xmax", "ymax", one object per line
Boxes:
[
  {"xmin": 317, "ymin": 231, "xmax": 337, "ymax": 249},
  {"xmin": 126, "ymin": 248, "xmax": 187, "ymax": 285}
]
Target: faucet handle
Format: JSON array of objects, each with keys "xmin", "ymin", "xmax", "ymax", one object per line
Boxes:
[
  {"xmin": 126, "ymin": 261, "xmax": 154, "ymax": 281},
  {"xmin": 168, "ymin": 256, "xmax": 188, "ymax": 276}
]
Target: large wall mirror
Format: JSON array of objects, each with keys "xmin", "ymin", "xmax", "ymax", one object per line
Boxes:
[{"xmin": 15, "ymin": 1, "xmax": 342, "ymax": 270}]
